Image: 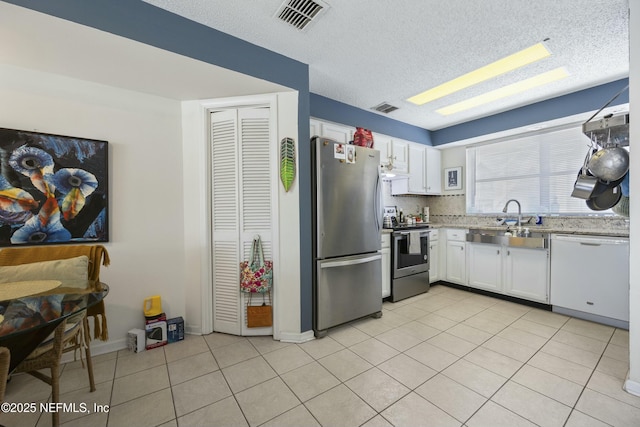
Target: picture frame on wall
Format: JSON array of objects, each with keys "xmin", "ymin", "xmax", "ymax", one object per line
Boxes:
[
  {"xmin": 0, "ymin": 128, "xmax": 108, "ymax": 246},
  {"xmin": 445, "ymin": 166, "xmax": 462, "ymax": 191}
]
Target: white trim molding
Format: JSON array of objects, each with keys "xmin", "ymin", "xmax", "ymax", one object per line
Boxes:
[
  {"xmin": 624, "ymin": 378, "xmax": 640, "ymax": 397},
  {"xmin": 278, "ymin": 330, "xmax": 315, "ymax": 344}
]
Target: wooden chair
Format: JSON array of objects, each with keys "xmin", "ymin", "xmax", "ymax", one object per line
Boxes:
[
  {"xmin": 70, "ymin": 315, "xmax": 96, "ymax": 392},
  {"xmin": 0, "ymin": 346, "xmax": 9, "ymax": 427},
  {"xmin": 0, "ymin": 346, "xmax": 9, "ymax": 403},
  {"xmin": 13, "ymin": 315, "xmax": 85, "ymax": 427}
]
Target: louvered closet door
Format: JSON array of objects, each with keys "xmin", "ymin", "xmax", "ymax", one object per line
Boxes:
[
  {"xmin": 238, "ymin": 108, "xmax": 273, "ymax": 336},
  {"xmin": 211, "ymin": 109, "xmax": 241, "ymax": 335},
  {"xmin": 211, "ymin": 107, "xmax": 273, "ymax": 336}
]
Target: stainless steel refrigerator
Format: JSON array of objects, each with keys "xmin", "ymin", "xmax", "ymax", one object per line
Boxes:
[{"xmin": 312, "ymin": 136, "xmax": 383, "ymax": 338}]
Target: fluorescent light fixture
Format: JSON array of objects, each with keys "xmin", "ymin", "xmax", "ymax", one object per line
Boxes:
[
  {"xmin": 407, "ymin": 42, "xmax": 552, "ymax": 105},
  {"xmin": 436, "ymin": 67, "xmax": 570, "ymax": 116}
]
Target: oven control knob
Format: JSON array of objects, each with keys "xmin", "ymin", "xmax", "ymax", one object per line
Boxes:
[{"xmin": 423, "ymin": 255, "xmax": 427, "ymax": 260}]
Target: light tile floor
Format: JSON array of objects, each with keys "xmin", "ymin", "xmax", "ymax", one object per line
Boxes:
[{"xmin": 2, "ymin": 284, "xmax": 640, "ymax": 427}]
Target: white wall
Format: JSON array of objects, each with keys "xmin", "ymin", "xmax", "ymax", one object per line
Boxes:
[
  {"xmin": 626, "ymin": 0, "xmax": 639, "ymax": 396},
  {"xmin": 441, "ymin": 146, "xmax": 466, "ymax": 196},
  {"xmin": 0, "ymin": 64, "xmax": 187, "ymax": 354}
]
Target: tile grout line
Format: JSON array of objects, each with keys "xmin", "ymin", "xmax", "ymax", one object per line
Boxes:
[{"xmin": 34, "ymin": 288, "xmax": 632, "ymax": 427}]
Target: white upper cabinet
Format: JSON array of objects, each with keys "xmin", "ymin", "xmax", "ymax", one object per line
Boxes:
[
  {"xmin": 408, "ymin": 144, "xmax": 426, "ymax": 193},
  {"xmin": 391, "ymin": 143, "xmax": 442, "ymax": 195},
  {"xmin": 310, "ymin": 120, "xmax": 439, "ymax": 186},
  {"xmin": 318, "ymin": 121, "xmax": 354, "ymax": 144},
  {"xmin": 424, "ymin": 146, "xmax": 442, "ymax": 195},
  {"xmin": 373, "ymin": 133, "xmax": 392, "ymax": 167},
  {"xmin": 390, "ymin": 140, "xmax": 409, "ymax": 173}
]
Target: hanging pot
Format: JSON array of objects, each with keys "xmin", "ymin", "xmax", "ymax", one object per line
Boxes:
[
  {"xmin": 588, "ymin": 146, "xmax": 629, "ymax": 182},
  {"xmin": 571, "ymin": 146, "xmax": 598, "ymax": 199},
  {"xmin": 586, "ymin": 185, "xmax": 622, "ymax": 211},
  {"xmin": 587, "ymin": 130, "xmax": 629, "ymax": 182},
  {"xmin": 590, "ymin": 174, "xmax": 626, "ymax": 197}
]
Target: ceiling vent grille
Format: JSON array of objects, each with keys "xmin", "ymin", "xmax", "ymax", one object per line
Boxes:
[
  {"xmin": 275, "ymin": 0, "xmax": 328, "ymax": 31},
  {"xmin": 371, "ymin": 102, "xmax": 399, "ymax": 114}
]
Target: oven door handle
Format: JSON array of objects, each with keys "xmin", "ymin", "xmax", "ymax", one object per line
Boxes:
[{"xmin": 320, "ymin": 254, "xmax": 382, "ymax": 269}]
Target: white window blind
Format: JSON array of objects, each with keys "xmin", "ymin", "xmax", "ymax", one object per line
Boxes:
[{"xmin": 466, "ymin": 125, "xmax": 609, "ymax": 215}]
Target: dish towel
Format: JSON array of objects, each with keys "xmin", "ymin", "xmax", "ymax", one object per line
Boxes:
[{"xmin": 408, "ymin": 231, "xmax": 422, "ymax": 254}]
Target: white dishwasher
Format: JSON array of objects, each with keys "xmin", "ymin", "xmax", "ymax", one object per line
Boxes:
[{"xmin": 550, "ymin": 234, "xmax": 629, "ymax": 324}]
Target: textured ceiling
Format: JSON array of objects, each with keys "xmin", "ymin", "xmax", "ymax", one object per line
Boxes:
[{"xmin": 143, "ymin": 0, "xmax": 629, "ymax": 130}]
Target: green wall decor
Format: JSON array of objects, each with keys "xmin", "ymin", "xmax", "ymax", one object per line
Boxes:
[{"xmin": 280, "ymin": 137, "xmax": 296, "ymax": 192}]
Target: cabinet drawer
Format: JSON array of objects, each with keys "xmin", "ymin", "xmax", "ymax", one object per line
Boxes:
[
  {"xmin": 429, "ymin": 229, "xmax": 439, "ymax": 241},
  {"xmin": 446, "ymin": 229, "xmax": 466, "ymax": 241}
]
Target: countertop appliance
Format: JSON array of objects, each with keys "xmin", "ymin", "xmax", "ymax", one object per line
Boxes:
[
  {"xmin": 391, "ymin": 223, "xmax": 430, "ymax": 302},
  {"xmin": 383, "ymin": 206, "xmax": 398, "ymax": 229},
  {"xmin": 550, "ymin": 234, "xmax": 629, "ymax": 327},
  {"xmin": 312, "ymin": 137, "xmax": 382, "ymax": 338}
]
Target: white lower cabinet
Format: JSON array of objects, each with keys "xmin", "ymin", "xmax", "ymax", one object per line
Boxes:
[
  {"xmin": 467, "ymin": 243, "xmax": 502, "ymax": 292},
  {"xmin": 503, "ymin": 246, "xmax": 549, "ymax": 302},
  {"xmin": 381, "ymin": 233, "xmax": 391, "ymax": 298},
  {"xmin": 429, "ymin": 230, "xmax": 440, "ymax": 283},
  {"xmin": 467, "ymin": 242, "xmax": 549, "ymax": 303},
  {"xmin": 444, "ymin": 229, "xmax": 467, "ymax": 285}
]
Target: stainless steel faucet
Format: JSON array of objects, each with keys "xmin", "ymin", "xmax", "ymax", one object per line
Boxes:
[{"xmin": 502, "ymin": 199, "xmax": 522, "ymax": 229}]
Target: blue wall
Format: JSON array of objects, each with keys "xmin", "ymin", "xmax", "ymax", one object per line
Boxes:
[
  {"xmin": 4, "ymin": 0, "xmax": 315, "ymax": 332},
  {"xmin": 310, "ymin": 93, "xmax": 432, "ymax": 145},
  {"xmin": 431, "ymin": 78, "xmax": 629, "ymax": 146}
]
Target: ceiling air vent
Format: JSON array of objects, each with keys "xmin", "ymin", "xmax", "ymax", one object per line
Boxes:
[
  {"xmin": 371, "ymin": 102, "xmax": 399, "ymax": 114},
  {"xmin": 275, "ymin": 0, "xmax": 328, "ymax": 31}
]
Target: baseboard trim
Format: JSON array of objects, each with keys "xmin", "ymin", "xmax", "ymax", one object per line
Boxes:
[
  {"xmin": 624, "ymin": 378, "xmax": 640, "ymax": 397},
  {"xmin": 437, "ymin": 281, "xmax": 551, "ymax": 311},
  {"xmin": 278, "ymin": 330, "xmax": 315, "ymax": 343},
  {"xmin": 552, "ymin": 306, "xmax": 629, "ymax": 329},
  {"xmin": 60, "ymin": 338, "xmax": 128, "ymax": 363}
]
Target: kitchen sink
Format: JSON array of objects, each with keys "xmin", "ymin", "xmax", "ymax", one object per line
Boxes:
[{"xmin": 466, "ymin": 228, "xmax": 549, "ymax": 249}]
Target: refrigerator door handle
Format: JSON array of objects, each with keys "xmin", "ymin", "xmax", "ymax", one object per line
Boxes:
[
  {"xmin": 374, "ymin": 173, "xmax": 382, "ymax": 231},
  {"xmin": 320, "ymin": 254, "xmax": 382, "ymax": 269}
]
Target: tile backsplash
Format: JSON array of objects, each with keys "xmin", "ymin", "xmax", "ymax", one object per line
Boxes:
[
  {"xmin": 382, "ymin": 187, "xmax": 629, "ymax": 234},
  {"xmin": 381, "ymin": 181, "xmax": 429, "ymax": 217}
]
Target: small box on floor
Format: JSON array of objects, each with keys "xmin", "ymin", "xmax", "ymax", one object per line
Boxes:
[
  {"xmin": 167, "ymin": 317, "xmax": 184, "ymax": 343},
  {"xmin": 145, "ymin": 312, "xmax": 167, "ymax": 349},
  {"xmin": 127, "ymin": 328, "xmax": 146, "ymax": 353}
]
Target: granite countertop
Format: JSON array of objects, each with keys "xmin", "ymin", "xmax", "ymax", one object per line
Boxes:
[{"xmin": 427, "ymin": 223, "xmax": 629, "ymax": 238}]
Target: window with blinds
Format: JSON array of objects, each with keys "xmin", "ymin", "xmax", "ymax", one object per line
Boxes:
[{"xmin": 466, "ymin": 125, "xmax": 609, "ymax": 215}]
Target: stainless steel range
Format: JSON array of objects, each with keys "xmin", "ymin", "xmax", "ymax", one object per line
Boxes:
[{"xmin": 390, "ymin": 224, "xmax": 430, "ymax": 302}]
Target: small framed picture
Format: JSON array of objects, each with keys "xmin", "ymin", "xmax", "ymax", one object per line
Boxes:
[{"xmin": 445, "ymin": 167, "xmax": 462, "ymax": 191}]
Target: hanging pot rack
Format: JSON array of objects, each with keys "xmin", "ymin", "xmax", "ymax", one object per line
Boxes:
[{"xmin": 582, "ymin": 84, "xmax": 629, "ymax": 147}]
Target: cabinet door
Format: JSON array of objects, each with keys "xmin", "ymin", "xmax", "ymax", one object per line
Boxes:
[
  {"xmin": 375, "ymin": 133, "xmax": 393, "ymax": 167},
  {"xmin": 408, "ymin": 144, "xmax": 426, "ymax": 193},
  {"xmin": 391, "ymin": 140, "xmax": 409, "ymax": 172},
  {"xmin": 381, "ymin": 247, "xmax": 391, "ymax": 298},
  {"xmin": 504, "ymin": 247, "xmax": 549, "ymax": 303},
  {"xmin": 467, "ymin": 243, "xmax": 502, "ymax": 292},
  {"xmin": 321, "ymin": 122, "xmax": 353, "ymax": 144},
  {"xmin": 429, "ymin": 239, "xmax": 439, "ymax": 283},
  {"xmin": 425, "ymin": 147, "xmax": 442, "ymax": 195},
  {"xmin": 446, "ymin": 241, "xmax": 466, "ymax": 284}
]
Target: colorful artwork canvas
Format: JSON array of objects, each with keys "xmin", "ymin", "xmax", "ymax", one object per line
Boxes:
[{"xmin": 0, "ymin": 128, "xmax": 108, "ymax": 246}]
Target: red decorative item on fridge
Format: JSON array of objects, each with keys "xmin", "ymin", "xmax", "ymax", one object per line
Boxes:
[{"xmin": 353, "ymin": 127, "xmax": 374, "ymax": 148}]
